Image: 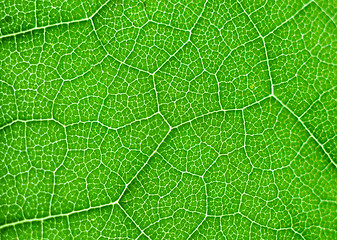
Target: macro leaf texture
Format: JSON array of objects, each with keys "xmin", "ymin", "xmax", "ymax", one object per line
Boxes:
[{"xmin": 0, "ymin": 0, "xmax": 337, "ymax": 239}]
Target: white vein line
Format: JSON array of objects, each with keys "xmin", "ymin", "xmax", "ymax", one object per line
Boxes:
[
  {"xmin": 0, "ymin": 0, "xmax": 111, "ymax": 40},
  {"xmin": 0, "ymin": 200, "xmax": 118, "ymax": 230},
  {"xmin": 237, "ymin": 0, "xmax": 335, "ymax": 167},
  {"xmin": 0, "ymin": 18, "xmax": 88, "ymax": 40},
  {"xmin": 236, "ymin": 0, "xmax": 273, "ymax": 95},
  {"xmin": 0, "ymin": 116, "xmax": 172, "ymax": 231},
  {"xmin": 264, "ymin": 1, "xmax": 313, "ymax": 38},
  {"xmin": 313, "ymin": 0, "xmax": 337, "ymax": 27},
  {"xmin": 116, "ymin": 124, "xmax": 172, "ymax": 204},
  {"xmin": 273, "ymin": 95, "xmax": 336, "ymax": 167},
  {"xmin": 0, "ymin": 94, "xmax": 272, "ymax": 133},
  {"xmin": 118, "ymin": 203, "xmax": 152, "ymax": 240}
]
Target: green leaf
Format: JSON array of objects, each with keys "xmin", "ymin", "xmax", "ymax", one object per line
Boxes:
[{"xmin": 1, "ymin": 0, "xmax": 336, "ymax": 239}]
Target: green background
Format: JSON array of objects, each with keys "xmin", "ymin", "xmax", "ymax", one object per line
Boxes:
[{"xmin": 1, "ymin": 0, "xmax": 336, "ymax": 239}]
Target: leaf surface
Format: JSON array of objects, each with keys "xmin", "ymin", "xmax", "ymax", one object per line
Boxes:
[{"xmin": 1, "ymin": 0, "xmax": 336, "ymax": 239}]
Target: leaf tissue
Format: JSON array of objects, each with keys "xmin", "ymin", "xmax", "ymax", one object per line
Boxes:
[{"xmin": 0, "ymin": 0, "xmax": 336, "ymax": 239}]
